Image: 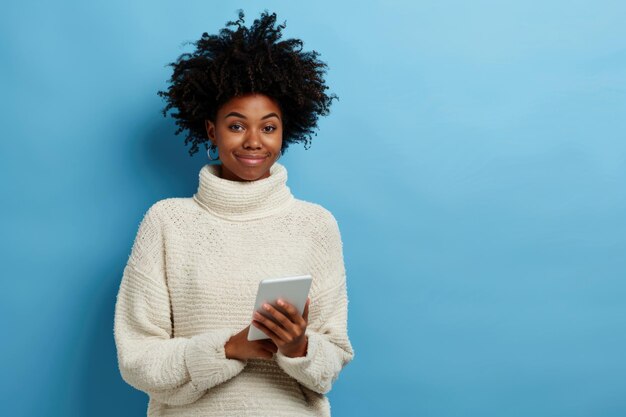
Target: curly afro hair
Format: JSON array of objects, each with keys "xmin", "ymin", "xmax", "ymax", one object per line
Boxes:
[{"xmin": 157, "ymin": 9, "xmax": 338, "ymax": 157}]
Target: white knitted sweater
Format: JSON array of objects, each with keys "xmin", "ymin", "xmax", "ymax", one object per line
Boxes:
[{"xmin": 113, "ymin": 161, "xmax": 354, "ymax": 416}]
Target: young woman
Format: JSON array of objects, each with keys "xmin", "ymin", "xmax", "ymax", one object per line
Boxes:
[{"xmin": 114, "ymin": 10, "xmax": 354, "ymax": 417}]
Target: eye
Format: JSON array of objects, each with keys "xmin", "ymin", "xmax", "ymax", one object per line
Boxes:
[
  {"xmin": 263, "ymin": 125, "xmax": 277, "ymax": 133},
  {"xmin": 229, "ymin": 123, "xmax": 244, "ymax": 132}
]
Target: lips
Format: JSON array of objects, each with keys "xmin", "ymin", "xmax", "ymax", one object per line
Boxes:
[{"xmin": 235, "ymin": 153, "xmax": 268, "ymax": 166}]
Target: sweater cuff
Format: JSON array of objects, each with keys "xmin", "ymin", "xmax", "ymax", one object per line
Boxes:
[
  {"xmin": 274, "ymin": 330, "xmax": 321, "ymax": 381},
  {"xmin": 184, "ymin": 328, "xmax": 247, "ymax": 391}
]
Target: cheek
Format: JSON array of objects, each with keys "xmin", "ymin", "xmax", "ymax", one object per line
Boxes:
[
  {"xmin": 216, "ymin": 130, "xmax": 241, "ymax": 147},
  {"xmin": 272, "ymin": 128, "xmax": 284, "ymax": 148},
  {"xmin": 271, "ymin": 140, "xmax": 283, "ymax": 154}
]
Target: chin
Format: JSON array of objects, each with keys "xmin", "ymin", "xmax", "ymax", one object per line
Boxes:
[{"xmin": 224, "ymin": 163, "xmax": 272, "ymax": 182}]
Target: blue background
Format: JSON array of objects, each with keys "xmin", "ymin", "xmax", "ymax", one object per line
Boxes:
[{"xmin": 1, "ymin": 1, "xmax": 625, "ymax": 416}]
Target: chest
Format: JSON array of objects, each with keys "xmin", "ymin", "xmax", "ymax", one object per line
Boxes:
[{"xmin": 162, "ymin": 219, "xmax": 317, "ymax": 334}]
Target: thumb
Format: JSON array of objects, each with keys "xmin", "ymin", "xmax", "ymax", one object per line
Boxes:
[{"xmin": 303, "ymin": 297, "xmax": 310, "ymax": 321}]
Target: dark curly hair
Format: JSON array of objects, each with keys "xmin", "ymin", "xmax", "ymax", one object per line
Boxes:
[{"xmin": 157, "ymin": 9, "xmax": 338, "ymax": 157}]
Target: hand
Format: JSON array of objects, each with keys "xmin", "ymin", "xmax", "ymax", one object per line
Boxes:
[
  {"xmin": 252, "ymin": 297, "xmax": 310, "ymax": 358},
  {"xmin": 224, "ymin": 325, "xmax": 278, "ymax": 361}
]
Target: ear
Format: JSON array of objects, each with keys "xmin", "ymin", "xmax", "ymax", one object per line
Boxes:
[{"xmin": 205, "ymin": 119, "xmax": 216, "ymax": 145}]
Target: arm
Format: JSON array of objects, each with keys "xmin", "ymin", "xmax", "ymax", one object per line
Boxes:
[
  {"xmin": 113, "ymin": 204, "xmax": 246, "ymax": 406},
  {"xmin": 274, "ymin": 213, "xmax": 355, "ymax": 394}
]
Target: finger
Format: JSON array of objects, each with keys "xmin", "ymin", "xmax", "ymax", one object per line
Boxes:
[
  {"xmin": 303, "ymin": 297, "xmax": 310, "ymax": 322},
  {"xmin": 271, "ymin": 303, "xmax": 292, "ymax": 326},
  {"xmin": 251, "ymin": 319, "xmax": 281, "ymax": 345},
  {"xmin": 252, "ymin": 313, "xmax": 284, "ymax": 345},
  {"xmin": 254, "ymin": 308, "xmax": 291, "ymax": 342},
  {"xmin": 254, "ymin": 306, "xmax": 291, "ymax": 343},
  {"xmin": 277, "ymin": 298, "xmax": 307, "ymax": 328},
  {"xmin": 260, "ymin": 303, "xmax": 298, "ymax": 337}
]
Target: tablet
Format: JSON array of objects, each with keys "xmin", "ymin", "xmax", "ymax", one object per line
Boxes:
[{"xmin": 247, "ymin": 274, "xmax": 313, "ymax": 341}]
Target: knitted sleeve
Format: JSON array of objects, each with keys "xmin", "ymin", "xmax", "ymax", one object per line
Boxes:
[
  {"xmin": 274, "ymin": 211, "xmax": 355, "ymax": 394},
  {"xmin": 113, "ymin": 204, "xmax": 247, "ymax": 406}
]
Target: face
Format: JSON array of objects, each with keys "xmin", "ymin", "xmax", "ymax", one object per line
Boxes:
[{"xmin": 205, "ymin": 93, "xmax": 283, "ymax": 182}]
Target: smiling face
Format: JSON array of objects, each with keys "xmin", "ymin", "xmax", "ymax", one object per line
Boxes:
[{"xmin": 205, "ymin": 93, "xmax": 283, "ymax": 182}]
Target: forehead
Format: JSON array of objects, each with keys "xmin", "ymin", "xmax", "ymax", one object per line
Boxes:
[{"xmin": 218, "ymin": 93, "xmax": 281, "ymax": 116}]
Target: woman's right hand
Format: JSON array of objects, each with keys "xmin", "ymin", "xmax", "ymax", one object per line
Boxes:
[{"xmin": 224, "ymin": 325, "xmax": 278, "ymax": 360}]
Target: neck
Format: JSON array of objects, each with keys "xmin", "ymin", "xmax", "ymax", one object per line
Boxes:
[{"xmin": 219, "ymin": 164, "xmax": 271, "ymax": 182}]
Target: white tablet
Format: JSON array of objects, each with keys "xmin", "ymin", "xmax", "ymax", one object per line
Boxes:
[{"xmin": 247, "ymin": 274, "xmax": 313, "ymax": 341}]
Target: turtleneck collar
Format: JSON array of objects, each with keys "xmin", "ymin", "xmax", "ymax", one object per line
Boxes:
[{"xmin": 192, "ymin": 161, "xmax": 295, "ymax": 221}]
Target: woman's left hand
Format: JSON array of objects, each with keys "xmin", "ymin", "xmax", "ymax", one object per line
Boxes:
[{"xmin": 252, "ymin": 297, "xmax": 310, "ymax": 358}]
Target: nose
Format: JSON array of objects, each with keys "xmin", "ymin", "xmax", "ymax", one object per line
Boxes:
[{"xmin": 243, "ymin": 130, "xmax": 262, "ymax": 149}]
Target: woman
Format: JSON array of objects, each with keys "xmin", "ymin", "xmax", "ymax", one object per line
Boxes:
[{"xmin": 113, "ymin": 9, "xmax": 354, "ymax": 417}]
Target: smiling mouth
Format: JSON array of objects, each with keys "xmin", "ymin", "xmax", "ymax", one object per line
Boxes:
[{"xmin": 235, "ymin": 154, "xmax": 268, "ymax": 166}]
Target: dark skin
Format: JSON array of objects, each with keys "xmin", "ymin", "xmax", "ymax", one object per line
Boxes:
[
  {"xmin": 207, "ymin": 93, "xmax": 310, "ymax": 360},
  {"xmin": 205, "ymin": 93, "xmax": 283, "ymax": 182},
  {"xmin": 252, "ymin": 297, "xmax": 310, "ymax": 358},
  {"xmin": 224, "ymin": 298, "xmax": 310, "ymax": 360}
]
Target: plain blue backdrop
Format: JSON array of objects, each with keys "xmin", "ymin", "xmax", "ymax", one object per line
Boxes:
[{"xmin": 1, "ymin": 1, "xmax": 625, "ymax": 416}]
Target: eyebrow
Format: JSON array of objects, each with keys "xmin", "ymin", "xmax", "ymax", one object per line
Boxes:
[{"xmin": 224, "ymin": 111, "xmax": 281, "ymax": 121}]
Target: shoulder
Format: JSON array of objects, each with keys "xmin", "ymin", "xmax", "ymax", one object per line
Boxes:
[
  {"xmin": 127, "ymin": 199, "xmax": 193, "ymax": 270},
  {"xmin": 292, "ymin": 198, "xmax": 339, "ymax": 226},
  {"xmin": 292, "ymin": 200, "xmax": 345, "ymax": 278},
  {"xmin": 143, "ymin": 197, "xmax": 197, "ymax": 221},
  {"xmin": 132, "ymin": 198, "xmax": 199, "ymax": 235},
  {"xmin": 291, "ymin": 198, "xmax": 343, "ymax": 242}
]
